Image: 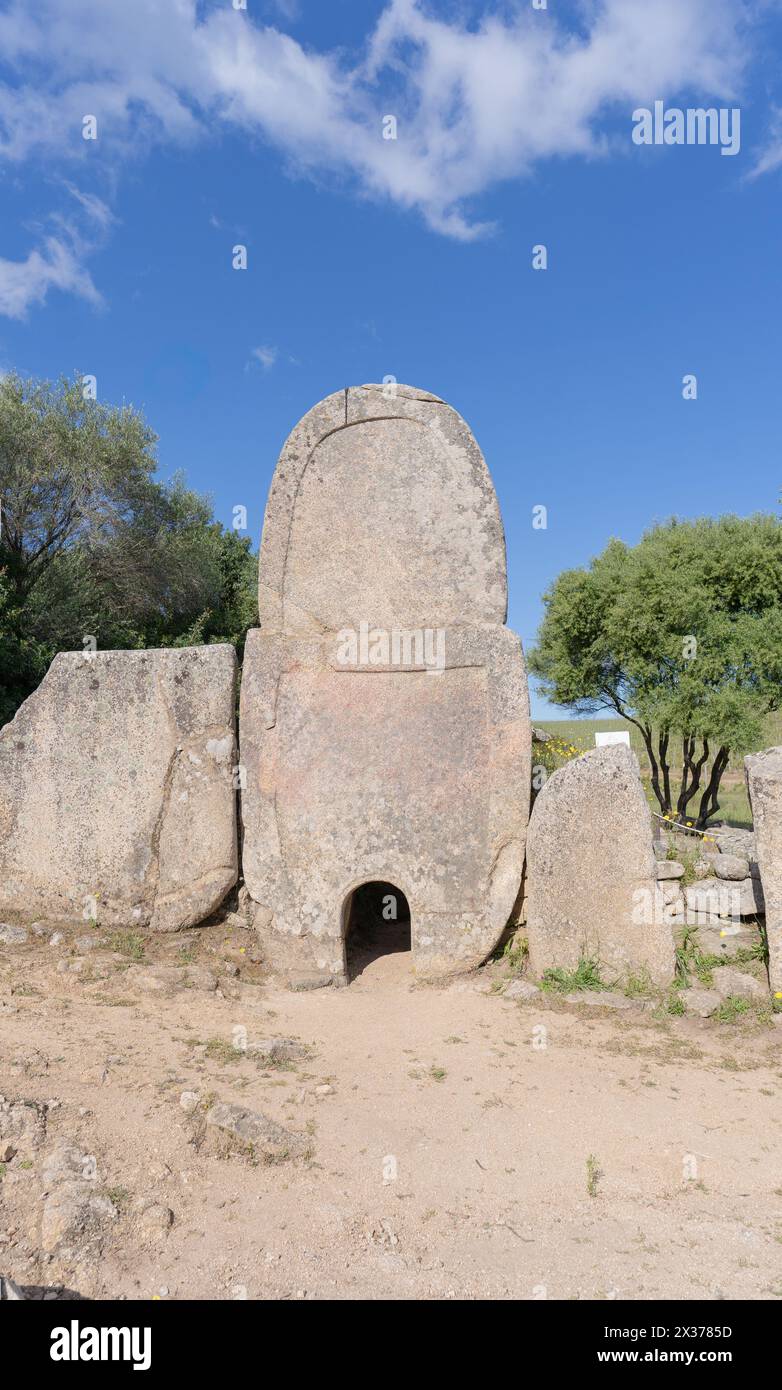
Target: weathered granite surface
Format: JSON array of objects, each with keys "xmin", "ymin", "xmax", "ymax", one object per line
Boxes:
[
  {"xmin": 241, "ymin": 385, "xmax": 531, "ymax": 982},
  {"xmin": 0, "ymin": 646, "xmax": 238, "ymax": 930},
  {"xmin": 745, "ymin": 747, "xmax": 782, "ymax": 994},
  {"xmin": 257, "ymin": 383, "xmax": 508, "ymax": 633},
  {"xmin": 525, "ymin": 744, "xmax": 675, "ymax": 987}
]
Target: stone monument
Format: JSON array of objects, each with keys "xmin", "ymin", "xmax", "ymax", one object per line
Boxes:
[{"xmin": 240, "ymin": 384, "xmax": 531, "ymax": 984}]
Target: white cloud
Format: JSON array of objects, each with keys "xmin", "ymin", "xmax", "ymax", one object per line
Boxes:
[
  {"xmin": 0, "ymin": 0, "xmax": 760, "ymax": 245},
  {"xmin": 249, "ymin": 345, "xmax": 278, "ymax": 370},
  {"xmin": 61, "ymin": 184, "xmax": 115, "ymax": 231},
  {"xmin": 747, "ymin": 105, "xmax": 782, "ymax": 178},
  {"xmin": 270, "ymin": 0, "xmax": 300, "ymax": 19},
  {"xmin": 0, "ymin": 236, "xmax": 102, "ymax": 319},
  {"xmin": 0, "ymin": 183, "xmax": 110, "ymax": 319}
]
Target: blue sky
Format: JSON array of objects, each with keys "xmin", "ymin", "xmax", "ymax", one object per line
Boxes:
[{"xmin": 2, "ymin": 0, "xmax": 782, "ymax": 716}]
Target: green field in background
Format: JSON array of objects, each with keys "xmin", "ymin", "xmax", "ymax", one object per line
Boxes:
[{"xmin": 534, "ymin": 716, "xmax": 782, "ymax": 828}]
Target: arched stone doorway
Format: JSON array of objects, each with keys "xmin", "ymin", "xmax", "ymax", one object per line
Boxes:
[{"xmin": 343, "ymin": 881, "xmax": 411, "ymax": 982}]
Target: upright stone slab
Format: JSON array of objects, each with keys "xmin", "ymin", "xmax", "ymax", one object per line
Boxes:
[
  {"xmin": 525, "ymin": 745, "xmax": 674, "ymax": 987},
  {"xmin": 241, "ymin": 384, "xmax": 531, "ymax": 983},
  {"xmin": 0, "ymin": 646, "xmax": 238, "ymax": 931},
  {"xmin": 745, "ymin": 746, "xmax": 782, "ymax": 995}
]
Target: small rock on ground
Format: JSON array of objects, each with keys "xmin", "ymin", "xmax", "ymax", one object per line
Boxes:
[
  {"xmin": 503, "ymin": 979, "xmax": 541, "ymax": 1001},
  {"xmin": 249, "ymin": 1038, "xmax": 311, "ymax": 1065},
  {"xmin": 712, "ymin": 968, "xmax": 767, "ymax": 1003},
  {"xmin": 123, "ymin": 964, "xmax": 216, "ymax": 995},
  {"xmin": 564, "ymin": 990, "xmax": 634, "ymax": 1010},
  {"xmin": 681, "ymin": 987, "xmax": 722, "ymax": 1018},
  {"xmin": 42, "ymin": 1140, "xmax": 94, "ymax": 1188},
  {"xmin": 136, "ymin": 1201, "xmax": 174, "ymax": 1235},
  {"xmin": 714, "ymin": 854, "xmax": 750, "ymax": 881},
  {"xmin": 656, "ymin": 861, "xmax": 684, "ymax": 880},
  {"xmin": 0, "ymin": 924, "xmax": 28, "ymax": 945},
  {"xmin": 287, "ymin": 973, "xmax": 332, "ymax": 992},
  {"xmin": 0, "ymin": 1097, "xmax": 47, "ymax": 1160},
  {"xmin": 74, "ymin": 934, "xmax": 102, "ymax": 953},
  {"xmin": 41, "ymin": 1184, "xmax": 117, "ymax": 1253},
  {"xmin": 196, "ymin": 1102, "xmax": 310, "ymax": 1163}
]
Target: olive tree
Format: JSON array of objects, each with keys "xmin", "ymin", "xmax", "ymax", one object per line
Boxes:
[
  {"xmin": 528, "ymin": 516, "xmax": 782, "ymax": 827},
  {"xmin": 0, "ymin": 373, "xmax": 257, "ymax": 722}
]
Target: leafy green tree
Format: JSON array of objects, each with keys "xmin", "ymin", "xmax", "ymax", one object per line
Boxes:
[
  {"xmin": 529, "ymin": 516, "xmax": 782, "ymax": 827},
  {"xmin": 0, "ymin": 373, "xmax": 257, "ymax": 723},
  {"xmin": 0, "ymin": 570, "xmax": 53, "ymax": 723},
  {"xmin": 0, "ymin": 372, "xmax": 157, "ymax": 609}
]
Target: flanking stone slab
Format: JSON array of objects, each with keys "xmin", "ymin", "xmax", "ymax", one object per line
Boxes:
[
  {"xmin": 525, "ymin": 745, "xmax": 675, "ymax": 988},
  {"xmin": 745, "ymin": 746, "xmax": 782, "ymax": 994},
  {"xmin": 0, "ymin": 646, "xmax": 238, "ymax": 931},
  {"xmin": 241, "ymin": 385, "xmax": 531, "ymax": 983}
]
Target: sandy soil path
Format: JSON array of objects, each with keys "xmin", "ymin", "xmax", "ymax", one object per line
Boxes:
[{"xmin": 1, "ymin": 919, "xmax": 781, "ymax": 1301}]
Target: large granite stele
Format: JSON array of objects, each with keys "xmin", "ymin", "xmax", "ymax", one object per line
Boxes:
[
  {"xmin": 0, "ymin": 646, "xmax": 238, "ymax": 931},
  {"xmin": 525, "ymin": 744, "xmax": 675, "ymax": 987},
  {"xmin": 240, "ymin": 383, "xmax": 531, "ymax": 984}
]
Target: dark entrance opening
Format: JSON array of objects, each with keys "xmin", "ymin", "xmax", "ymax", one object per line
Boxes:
[{"xmin": 343, "ymin": 881, "xmax": 411, "ymax": 982}]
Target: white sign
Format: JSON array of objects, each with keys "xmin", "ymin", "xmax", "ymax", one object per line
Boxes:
[{"xmin": 595, "ymin": 731, "xmax": 631, "ymax": 749}]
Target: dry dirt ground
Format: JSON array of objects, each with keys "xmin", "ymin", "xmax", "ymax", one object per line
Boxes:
[{"xmin": 1, "ymin": 913, "xmax": 781, "ymax": 1302}]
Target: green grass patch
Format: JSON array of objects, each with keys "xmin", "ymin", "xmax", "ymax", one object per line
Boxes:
[
  {"xmin": 107, "ymin": 931, "xmax": 146, "ymax": 961},
  {"xmin": 658, "ymin": 989, "xmax": 686, "ymax": 1018},
  {"xmin": 586, "ymin": 1153, "xmax": 602, "ymax": 1197},
  {"xmin": 624, "ymin": 968, "xmax": 653, "ymax": 998},
  {"xmin": 714, "ymin": 996, "xmax": 752, "ymax": 1023},
  {"xmin": 204, "ymin": 1037, "xmax": 242, "ymax": 1065},
  {"xmin": 540, "ymin": 957, "xmax": 608, "ymax": 994},
  {"xmin": 501, "ymin": 934, "xmax": 528, "ymax": 975},
  {"xmin": 675, "ymin": 926, "xmax": 722, "ymax": 987},
  {"xmin": 664, "ymin": 842, "xmax": 701, "ymax": 888}
]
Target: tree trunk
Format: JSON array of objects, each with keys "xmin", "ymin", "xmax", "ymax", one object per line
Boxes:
[
  {"xmin": 677, "ymin": 735, "xmax": 710, "ymax": 821},
  {"xmin": 603, "ymin": 702, "xmax": 669, "ymax": 816},
  {"xmin": 639, "ymin": 723, "xmax": 668, "ymax": 814},
  {"xmin": 696, "ymin": 746, "xmax": 730, "ymax": 827},
  {"xmin": 658, "ymin": 730, "xmax": 672, "ymax": 811}
]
